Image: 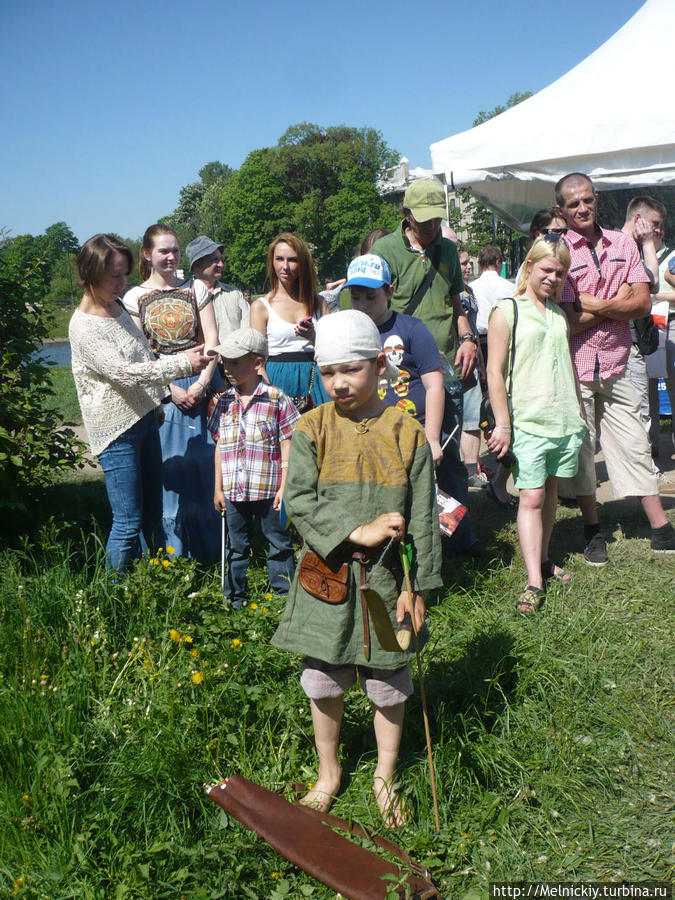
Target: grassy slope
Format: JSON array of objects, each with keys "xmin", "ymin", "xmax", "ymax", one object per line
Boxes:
[
  {"xmin": 0, "ymin": 489, "xmax": 672, "ymax": 899},
  {"xmin": 47, "ymin": 307, "xmax": 73, "ymax": 341},
  {"xmin": 44, "ymin": 365, "xmax": 82, "ymax": 426}
]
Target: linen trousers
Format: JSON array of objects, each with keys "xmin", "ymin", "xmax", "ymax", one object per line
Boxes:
[{"xmin": 567, "ymin": 369, "xmax": 658, "ymax": 499}]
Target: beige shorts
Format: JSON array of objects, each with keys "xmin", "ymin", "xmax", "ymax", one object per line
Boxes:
[
  {"xmin": 300, "ymin": 657, "xmax": 413, "ymax": 708},
  {"xmin": 568, "ymin": 370, "xmax": 658, "ymax": 498}
]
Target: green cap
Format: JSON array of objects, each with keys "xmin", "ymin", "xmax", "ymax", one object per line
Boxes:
[{"xmin": 403, "ymin": 179, "xmax": 446, "ymax": 222}]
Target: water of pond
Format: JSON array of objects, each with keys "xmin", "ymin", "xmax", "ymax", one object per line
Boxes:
[{"xmin": 36, "ymin": 341, "xmax": 71, "ymax": 367}]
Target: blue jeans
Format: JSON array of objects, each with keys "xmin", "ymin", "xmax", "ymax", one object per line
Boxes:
[
  {"xmin": 437, "ymin": 382, "xmax": 477, "ymax": 553},
  {"xmin": 160, "ymin": 373, "xmax": 221, "ymax": 563},
  {"xmin": 225, "ymin": 499, "xmax": 295, "ymax": 607},
  {"xmin": 98, "ymin": 410, "xmax": 164, "ymax": 571}
]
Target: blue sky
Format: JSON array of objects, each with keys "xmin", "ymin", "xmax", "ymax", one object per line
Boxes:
[{"xmin": 0, "ymin": 0, "xmax": 643, "ymax": 243}]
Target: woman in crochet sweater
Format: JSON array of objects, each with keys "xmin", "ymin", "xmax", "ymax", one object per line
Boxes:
[{"xmin": 69, "ymin": 234, "xmax": 210, "ymax": 571}]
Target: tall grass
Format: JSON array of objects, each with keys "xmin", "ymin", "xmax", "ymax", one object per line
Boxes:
[
  {"xmin": 43, "ymin": 366, "xmax": 81, "ymax": 426},
  {"xmin": 1, "ymin": 500, "xmax": 673, "ymax": 898}
]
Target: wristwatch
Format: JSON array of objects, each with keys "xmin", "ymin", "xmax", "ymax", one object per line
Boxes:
[{"xmin": 458, "ymin": 332, "xmax": 478, "ymax": 345}]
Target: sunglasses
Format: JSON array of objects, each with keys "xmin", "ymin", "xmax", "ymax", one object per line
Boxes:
[{"xmin": 541, "ymin": 227, "xmax": 568, "ymax": 235}]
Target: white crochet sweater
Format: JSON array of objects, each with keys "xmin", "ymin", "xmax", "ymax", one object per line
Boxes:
[{"xmin": 69, "ymin": 306, "xmax": 193, "ymax": 456}]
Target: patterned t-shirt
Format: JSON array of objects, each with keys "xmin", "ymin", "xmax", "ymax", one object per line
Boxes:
[{"xmin": 377, "ymin": 310, "xmax": 442, "ymax": 425}]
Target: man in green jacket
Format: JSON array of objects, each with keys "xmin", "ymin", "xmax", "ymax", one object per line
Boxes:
[{"xmin": 372, "ymin": 179, "xmax": 479, "ymax": 554}]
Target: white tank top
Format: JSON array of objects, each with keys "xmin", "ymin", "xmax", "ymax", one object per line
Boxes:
[{"xmin": 260, "ymin": 296, "xmax": 317, "ymax": 356}]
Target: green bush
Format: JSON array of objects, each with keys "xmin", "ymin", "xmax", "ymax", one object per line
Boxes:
[{"xmin": 0, "ymin": 257, "xmax": 85, "ymax": 521}]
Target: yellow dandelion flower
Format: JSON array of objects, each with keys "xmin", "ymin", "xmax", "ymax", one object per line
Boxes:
[
  {"xmin": 250, "ymin": 602, "xmax": 258, "ymax": 610},
  {"xmin": 270, "ymin": 871, "xmax": 283, "ymax": 878},
  {"xmin": 230, "ymin": 638, "xmax": 242, "ymax": 648},
  {"xmin": 161, "ymin": 559, "xmax": 170, "ymax": 568},
  {"xmin": 190, "ymin": 648, "xmax": 199, "ymax": 657},
  {"xmin": 157, "ymin": 547, "xmax": 164, "ymax": 553},
  {"xmin": 191, "ymin": 671, "xmax": 204, "ymax": 684},
  {"xmin": 166, "ymin": 545, "xmax": 175, "ymax": 555},
  {"xmin": 262, "ymin": 606, "xmax": 269, "ymax": 614},
  {"xmin": 182, "ymin": 634, "xmax": 193, "ymax": 643},
  {"xmin": 150, "ymin": 558, "xmax": 159, "ymax": 566},
  {"xmin": 169, "ymin": 628, "xmax": 181, "ymax": 642},
  {"xmin": 264, "ymin": 592, "xmax": 273, "ymax": 601}
]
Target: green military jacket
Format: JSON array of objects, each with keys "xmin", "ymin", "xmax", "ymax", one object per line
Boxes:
[{"xmin": 372, "ymin": 223, "xmax": 464, "ymax": 361}]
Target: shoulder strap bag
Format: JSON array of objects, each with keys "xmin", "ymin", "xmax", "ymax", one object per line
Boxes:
[{"xmin": 406, "ymin": 242, "xmax": 442, "ymax": 318}]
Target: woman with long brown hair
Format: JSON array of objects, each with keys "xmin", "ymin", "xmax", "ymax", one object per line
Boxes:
[
  {"xmin": 250, "ymin": 233, "xmax": 331, "ymax": 408},
  {"xmin": 123, "ymin": 224, "xmax": 221, "ymax": 561}
]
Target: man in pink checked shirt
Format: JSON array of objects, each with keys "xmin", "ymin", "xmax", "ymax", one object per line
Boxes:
[{"xmin": 555, "ymin": 173, "xmax": 675, "ymax": 563}]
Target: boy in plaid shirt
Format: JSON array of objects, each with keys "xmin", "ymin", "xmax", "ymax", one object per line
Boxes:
[{"xmin": 210, "ymin": 328, "xmax": 301, "ymax": 608}]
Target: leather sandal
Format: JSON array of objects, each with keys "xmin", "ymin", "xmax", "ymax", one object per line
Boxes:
[
  {"xmin": 516, "ymin": 585, "xmax": 545, "ymax": 614},
  {"xmin": 541, "ymin": 559, "xmax": 571, "ymax": 584}
]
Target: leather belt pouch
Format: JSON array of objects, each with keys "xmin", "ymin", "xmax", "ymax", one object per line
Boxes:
[
  {"xmin": 206, "ymin": 775, "xmax": 440, "ymax": 899},
  {"xmin": 298, "ymin": 547, "xmax": 349, "ymax": 604}
]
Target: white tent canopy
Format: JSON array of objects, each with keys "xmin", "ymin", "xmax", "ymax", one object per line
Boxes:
[{"xmin": 430, "ymin": 0, "xmax": 675, "ymax": 232}]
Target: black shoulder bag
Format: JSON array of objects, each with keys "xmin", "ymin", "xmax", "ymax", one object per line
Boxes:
[
  {"xmin": 479, "ymin": 297, "xmax": 518, "ymax": 427},
  {"xmin": 633, "ymin": 315, "xmax": 659, "ymax": 357}
]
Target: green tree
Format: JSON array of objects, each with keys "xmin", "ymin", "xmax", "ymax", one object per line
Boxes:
[
  {"xmin": 163, "ymin": 128, "xmax": 398, "ymax": 286},
  {"xmin": 218, "ymin": 123, "xmax": 398, "ymax": 285},
  {"xmin": 161, "ymin": 181, "xmax": 207, "ymax": 253},
  {"xmin": 199, "ymin": 161, "xmax": 233, "ymax": 187},
  {"xmin": 473, "ymin": 91, "xmax": 533, "ymax": 127},
  {"xmin": 44, "ymin": 253, "xmax": 78, "ymax": 304},
  {"xmin": 44, "ymin": 222, "xmax": 79, "ymax": 267},
  {"xmin": 0, "ymin": 234, "xmax": 49, "ymax": 302},
  {"xmin": 0, "ymin": 255, "xmax": 85, "ymax": 520},
  {"xmin": 161, "ymin": 161, "xmax": 235, "ymax": 263},
  {"xmin": 218, "ymin": 148, "xmax": 291, "ymax": 288},
  {"xmin": 460, "ymin": 93, "xmax": 533, "ymax": 273}
]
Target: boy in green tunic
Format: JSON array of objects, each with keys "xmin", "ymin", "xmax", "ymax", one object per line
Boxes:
[{"xmin": 272, "ymin": 310, "xmax": 442, "ymax": 827}]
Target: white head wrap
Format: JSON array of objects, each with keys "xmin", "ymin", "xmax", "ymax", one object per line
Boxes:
[{"xmin": 314, "ymin": 310, "xmax": 399, "ymax": 382}]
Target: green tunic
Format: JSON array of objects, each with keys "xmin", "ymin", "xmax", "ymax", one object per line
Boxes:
[{"xmin": 272, "ymin": 404, "xmax": 442, "ymax": 669}]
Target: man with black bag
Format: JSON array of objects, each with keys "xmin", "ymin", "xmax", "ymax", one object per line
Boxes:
[
  {"xmin": 621, "ymin": 196, "xmax": 668, "ymax": 465},
  {"xmin": 372, "ymin": 179, "xmax": 480, "ymax": 554}
]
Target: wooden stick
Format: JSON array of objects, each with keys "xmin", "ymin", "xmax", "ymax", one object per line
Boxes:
[
  {"xmin": 400, "ymin": 548, "xmax": 440, "ymax": 832},
  {"xmin": 440, "ymin": 423, "xmax": 459, "ymax": 453}
]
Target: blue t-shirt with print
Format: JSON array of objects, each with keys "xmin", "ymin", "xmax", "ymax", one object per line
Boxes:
[{"xmin": 377, "ymin": 310, "xmax": 442, "ymax": 425}]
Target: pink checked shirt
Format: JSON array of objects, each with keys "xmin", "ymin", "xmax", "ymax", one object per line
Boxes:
[
  {"xmin": 218, "ymin": 379, "xmax": 300, "ymax": 502},
  {"xmin": 561, "ymin": 227, "xmax": 649, "ymax": 382}
]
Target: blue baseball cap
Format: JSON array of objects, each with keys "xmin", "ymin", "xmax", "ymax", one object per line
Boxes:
[{"xmin": 344, "ymin": 254, "xmax": 392, "ymax": 289}]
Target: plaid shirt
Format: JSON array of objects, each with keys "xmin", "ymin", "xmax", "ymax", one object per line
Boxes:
[
  {"xmin": 217, "ymin": 379, "xmax": 300, "ymax": 502},
  {"xmin": 561, "ymin": 226, "xmax": 649, "ymax": 382}
]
